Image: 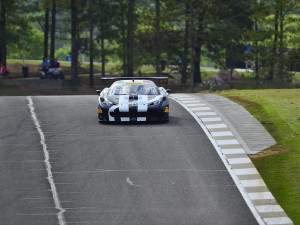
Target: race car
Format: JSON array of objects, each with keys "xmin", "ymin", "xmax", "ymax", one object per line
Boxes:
[{"xmin": 96, "ymin": 77, "xmax": 171, "ymax": 123}]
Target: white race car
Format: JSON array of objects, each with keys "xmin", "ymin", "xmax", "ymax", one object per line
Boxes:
[{"xmin": 97, "ymin": 77, "xmax": 171, "ymax": 123}]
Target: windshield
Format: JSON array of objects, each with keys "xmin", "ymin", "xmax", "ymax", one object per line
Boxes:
[{"xmin": 109, "ymin": 85, "xmax": 159, "ymax": 95}]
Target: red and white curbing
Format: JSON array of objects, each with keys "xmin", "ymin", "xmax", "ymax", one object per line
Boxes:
[{"xmin": 171, "ymin": 94, "xmax": 294, "ymax": 225}]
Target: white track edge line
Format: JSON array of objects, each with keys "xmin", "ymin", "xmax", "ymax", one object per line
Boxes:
[
  {"xmin": 170, "ymin": 96, "xmax": 265, "ymax": 225},
  {"xmin": 27, "ymin": 96, "xmax": 65, "ymax": 225}
]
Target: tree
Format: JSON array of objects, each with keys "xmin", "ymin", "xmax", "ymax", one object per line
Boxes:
[
  {"xmin": 50, "ymin": 0, "xmax": 56, "ymax": 60},
  {"xmin": 181, "ymin": 1, "xmax": 189, "ymax": 84},
  {"xmin": 193, "ymin": 1, "xmax": 206, "ymax": 84},
  {"xmin": 127, "ymin": 0, "xmax": 135, "ymax": 76},
  {"xmin": 246, "ymin": 0, "xmax": 299, "ymax": 82},
  {"xmin": 71, "ymin": 0, "xmax": 79, "ymax": 84},
  {"xmin": 112, "ymin": 0, "xmax": 128, "ymax": 76},
  {"xmin": 244, "ymin": 1, "xmax": 274, "ymax": 80},
  {"xmin": 269, "ymin": 6, "xmax": 279, "ymax": 80},
  {"xmin": 276, "ymin": 0, "xmax": 299, "ymax": 85},
  {"xmin": 89, "ymin": 0, "xmax": 96, "ymax": 86},
  {"xmin": 155, "ymin": 0, "xmax": 161, "ymax": 76},
  {"xmin": 0, "ymin": 0, "xmax": 7, "ymax": 66},
  {"xmin": 99, "ymin": 0, "xmax": 105, "ymax": 77},
  {"xmin": 43, "ymin": 1, "xmax": 50, "ymax": 59},
  {"xmin": 189, "ymin": 0, "xmax": 195, "ymax": 91},
  {"xmin": 213, "ymin": 0, "xmax": 253, "ymax": 67},
  {"xmin": 0, "ymin": 0, "xmax": 31, "ymax": 66},
  {"xmin": 120, "ymin": 0, "xmax": 127, "ymax": 76},
  {"xmin": 8, "ymin": 27, "xmax": 44, "ymax": 60},
  {"xmin": 2, "ymin": 0, "xmax": 300, "ymax": 85}
]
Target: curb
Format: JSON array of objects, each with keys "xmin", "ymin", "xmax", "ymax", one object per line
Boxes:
[
  {"xmin": 193, "ymin": 93, "xmax": 276, "ymax": 154},
  {"xmin": 171, "ymin": 94, "xmax": 294, "ymax": 225}
]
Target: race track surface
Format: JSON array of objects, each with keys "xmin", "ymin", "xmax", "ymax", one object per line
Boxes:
[{"xmin": 0, "ymin": 96, "xmax": 258, "ymax": 225}]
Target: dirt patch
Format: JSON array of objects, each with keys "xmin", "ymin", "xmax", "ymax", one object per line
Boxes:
[
  {"xmin": 223, "ymin": 95, "xmax": 292, "ymax": 161},
  {"xmin": 250, "ymin": 144, "xmax": 291, "ymax": 161},
  {"xmin": 225, "ymin": 95, "xmax": 261, "ymax": 109}
]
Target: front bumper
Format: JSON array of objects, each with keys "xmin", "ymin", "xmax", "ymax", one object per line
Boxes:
[{"xmin": 98, "ymin": 105, "xmax": 169, "ymax": 122}]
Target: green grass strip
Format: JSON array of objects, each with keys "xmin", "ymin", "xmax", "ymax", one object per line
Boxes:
[{"xmin": 218, "ymin": 89, "xmax": 300, "ymax": 225}]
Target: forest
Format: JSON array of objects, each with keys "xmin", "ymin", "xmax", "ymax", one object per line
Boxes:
[{"xmin": 0, "ymin": 0, "xmax": 300, "ymax": 87}]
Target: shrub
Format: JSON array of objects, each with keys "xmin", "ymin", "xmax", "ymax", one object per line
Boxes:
[{"xmin": 203, "ymin": 70, "xmax": 241, "ymax": 90}]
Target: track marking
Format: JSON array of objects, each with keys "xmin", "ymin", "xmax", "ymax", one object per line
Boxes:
[
  {"xmin": 241, "ymin": 179, "xmax": 267, "ymax": 187},
  {"xmin": 206, "ymin": 123, "xmax": 228, "ymax": 129},
  {"xmin": 221, "ymin": 148, "xmax": 246, "ymax": 154},
  {"xmin": 27, "ymin": 96, "xmax": 65, "ymax": 225},
  {"xmin": 126, "ymin": 177, "xmax": 143, "ymax": 187},
  {"xmin": 248, "ymin": 192, "xmax": 275, "ymax": 200},
  {"xmin": 211, "ymin": 131, "xmax": 234, "ymax": 136},
  {"xmin": 233, "ymin": 168, "xmax": 259, "ymax": 175},
  {"xmin": 192, "ymin": 111, "xmax": 216, "ymax": 116},
  {"xmin": 201, "ymin": 117, "xmax": 222, "ymax": 122},
  {"xmin": 53, "ymin": 169, "xmax": 227, "ymax": 174},
  {"xmin": 263, "ymin": 217, "xmax": 293, "ymax": 225},
  {"xmin": 64, "ymin": 221, "xmax": 142, "ymax": 224},
  {"xmin": 193, "ymin": 106, "xmax": 212, "ymax": 111},
  {"xmin": 216, "ymin": 139, "xmax": 239, "ymax": 145},
  {"xmin": 187, "ymin": 103, "xmax": 207, "ymax": 107},
  {"xmin": 256, "ymin": 205, "xmax": 284, "ymax": 213}
]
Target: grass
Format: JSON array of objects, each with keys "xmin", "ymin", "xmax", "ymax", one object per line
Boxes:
[
  {"xmin": 294, "ymin": 73, "xmax": 300, "ymax": 83},
  {"xmin": 7, "ymin": 60, "xmax": 42, "ymax": 65},
  {"xmin": 7, "ymin": 59, "xmax": 73, "ymax": 67},
  {"xmin": 218, "ymin": 89, "xmax": 300, "ymax": 224}
]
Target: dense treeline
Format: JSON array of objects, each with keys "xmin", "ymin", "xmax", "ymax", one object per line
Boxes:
[{"xmin": 0, "ymin": 0, "xmax": 299, "ymax": 86}]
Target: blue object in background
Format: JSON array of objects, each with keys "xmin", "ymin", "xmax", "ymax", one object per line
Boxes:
[
  {"xmin": 67, "ymin": 56, "xmax": 72, "ymax": 62},
  {"xmin": 247, "ymin": 46, "xmax": 251, "ymax": 52}
]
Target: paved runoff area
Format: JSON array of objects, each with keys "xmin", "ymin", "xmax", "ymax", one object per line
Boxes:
[
  {"xmin": 171, "ymin": 93, "xmax": 293, "ymax": 225},
  {"xmin": 193, "ymin": 93, "xmax": 276, "ymax": 154}
]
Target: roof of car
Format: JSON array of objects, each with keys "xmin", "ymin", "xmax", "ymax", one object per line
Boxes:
[{"xmin": 112, "ymin": 80, "xmax": 156, "ymax": 86}]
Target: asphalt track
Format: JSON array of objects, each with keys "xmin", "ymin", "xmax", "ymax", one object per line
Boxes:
[{"xmin": 0, "ymin": 96, "xmax": 258, "ymax": 225}]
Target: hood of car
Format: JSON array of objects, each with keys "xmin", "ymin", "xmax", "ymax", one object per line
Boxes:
[{"xmin": 106, "ymin": 94, "xmax": 160, "ymax": 105}]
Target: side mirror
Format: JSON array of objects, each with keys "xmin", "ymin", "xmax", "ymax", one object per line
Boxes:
[
  {"xmin": 166, "ymin": 89, "xmax": 171, "ymax": 94},
  {"xmin": 96, "ymin": 90, "xmax": 101, "ymax": 95}
]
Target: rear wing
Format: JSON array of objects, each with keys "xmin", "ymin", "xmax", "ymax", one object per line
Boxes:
[
  {"xmin": 101, "ymin": 76, "xmax": 168, "ymax": 81},
  {"xmin": 101, "ymin": 76, "xmax": 168, "ymax": 84}
]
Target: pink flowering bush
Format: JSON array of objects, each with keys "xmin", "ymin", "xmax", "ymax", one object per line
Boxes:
[{"xmin": 203, "ymin": 71, "xmax": 241, "ymax": 89}]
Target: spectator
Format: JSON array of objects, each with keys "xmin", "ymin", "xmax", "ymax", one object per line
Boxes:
[
  {"xmin": 52, "ymin": 58, "xmax": 60, "ymax": 68},
  {"xmin": 48, "ymin": 58, "xmax": 64, "ymax": 80},
  {"xmin": 50, "ymin": 58, "xmax": 54, "ymax": 67},
  {"xmin": 42, "ymin": 58, "xmax": 51, "ymax": 69},
  {"xmin": 0, "ymin": 63, "xmax": 7, "ymax": 78},
  {"xmin": 41, "ymin": 58, "xmax": 51, "ymax": 79}
]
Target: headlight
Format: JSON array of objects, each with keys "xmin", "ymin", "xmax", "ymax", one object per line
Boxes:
[
  {"xmin": 99, "ymin": 97, "xmax": 113, "ymax": 107},
  {"xmin": 148, "ymin": 99, "xmax": 160, "ymax": 106},
  {"xmin": 148, "ymin": 97, "xmax": 168, "ymax": 107},
  {"xmin": 159, "ymin": 99, "xmax": 168, "ymax": 107},
  {"xmin": 154, "ymin": 100, "xmax": 161, "ymax": 106}
]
